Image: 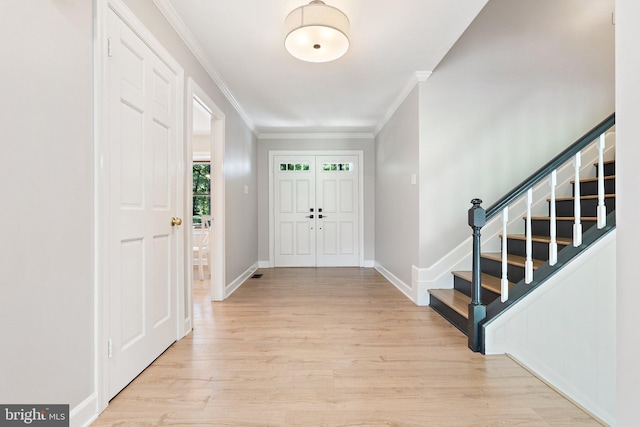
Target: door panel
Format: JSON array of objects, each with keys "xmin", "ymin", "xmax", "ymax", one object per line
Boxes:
[
  {"xmin": 274, "ymin": 156, "xmax": 316, "ymax": 266},
  {"xmin": 316, "ymin": 156, "xmax": 359, "ymax": 266},
  {"xmin": 107, "ymin": 9, "xmax": 178, "ymax": 399}
]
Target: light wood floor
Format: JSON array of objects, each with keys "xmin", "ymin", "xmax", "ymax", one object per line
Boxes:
[{"xmin": 93, "ymin": 268, "xmax": 599, "ymax": 426}]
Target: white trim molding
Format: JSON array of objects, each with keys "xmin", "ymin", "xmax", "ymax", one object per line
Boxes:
[
  {"xmin": 187, "ymin": 79, "xmax": 227, "ymax": 303},
  {"xmin": 258, "ymin": 132, "xmax": 374, "ymax": 141},
  {"xmin": 152, "ymin": 0, "xmax": 255, "ymax": 134},
  {"xmin": 374, "ymin": 71, "xmax": 432, "ymax": 136},
  {"xmin": 71, "ymin": 393, "xmax": 98, "ymax": 427},
  {"xmin": 225, "ymin": 262, "xmax": 259, "ymax": 299},
  {"xmin": 375, "ymin": 263, "xmax": 413, "ymax": 302}
]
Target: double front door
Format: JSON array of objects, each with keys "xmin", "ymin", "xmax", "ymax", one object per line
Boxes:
[{"xmin": 274, "ymin": 154, "xmax": 360, "ymax": 267}]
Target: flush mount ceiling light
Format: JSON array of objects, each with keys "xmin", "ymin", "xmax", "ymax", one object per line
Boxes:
[{"xmin": 284, "ymin": 0, "xmax": 350, "ymax": 63}]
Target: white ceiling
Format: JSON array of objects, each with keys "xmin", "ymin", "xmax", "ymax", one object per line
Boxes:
[{"xmin": 156, "ymin": 0, "xmax": 488, "ymax": 135}]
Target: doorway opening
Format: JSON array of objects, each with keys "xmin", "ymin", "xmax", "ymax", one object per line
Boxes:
[{"xmin": 187, "ymin": 80, "xmax": 226, "ymax": 314}]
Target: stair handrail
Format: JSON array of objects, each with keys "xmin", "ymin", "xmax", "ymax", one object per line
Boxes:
[
  {"xmin": 485, "ymin": 113, "xmax": 615, "ymax": 220},
  {"xmin": 466, "ymin": 112, "xmax": 615, "ymax": 352}
]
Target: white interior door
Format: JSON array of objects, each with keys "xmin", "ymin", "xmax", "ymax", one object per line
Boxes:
[
  {"xmin": 273, "ymin": 154, "xmax": 360, "ymax": 267},
  {"xmin": 107, "ymin": 9, "xmax": 180, "ymax": 399}
]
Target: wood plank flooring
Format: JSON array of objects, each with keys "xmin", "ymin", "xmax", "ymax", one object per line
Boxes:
[{"xmin": 92, "ymin": 267, "xmax": 599, "ymax": 426}]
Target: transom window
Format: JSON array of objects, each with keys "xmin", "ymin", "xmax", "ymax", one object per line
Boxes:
[
  {"xmin": 279, "ymin": 162, "xmax": 310, "ymax": 171},
  {"xmin": 322, "ymin": 162, "xmax": 352, "ymax": 171}
]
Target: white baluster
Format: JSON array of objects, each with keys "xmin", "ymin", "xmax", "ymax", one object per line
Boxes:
[
  {"xmin": 597, "ymin": 133, "xmax": 607, "ymax": 229},
  {"xmin": 501, "ymin": 207, "xmax": 509, "ymax": 302},
  {"xmin": 525, "ymin": 189, "xmax": 533, "ymax": 284},
  {"xmin": 549, "ymin": 170, "xmax": 558, "ymax": 266},
  {"xmin": 573, "ymin": 152, "xmax": 582, "ymax": 246}
]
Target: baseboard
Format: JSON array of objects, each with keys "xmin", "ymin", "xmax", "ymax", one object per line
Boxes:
[
  {"xmin": 71, "ymin": 392, "xmax": 97, "ymax": 427},
  {"xmin": 225, "ymin": 262, "xmax": 259, "ymax": 298},
  {"xmin": 259, "ymin": 260, "xmax": 373, "ymax": 268},
  {"xmin": 374, "ymin": 263, "xmax": 414, "ymax": 303}
]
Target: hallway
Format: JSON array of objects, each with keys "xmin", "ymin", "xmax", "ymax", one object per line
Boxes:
[{"xmin": 93, "ymin": 268, "xmax": 598, "ymax": 426}]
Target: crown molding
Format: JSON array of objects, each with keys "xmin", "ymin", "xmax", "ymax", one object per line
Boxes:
[
  {"xmin": 152, "ymin": 0, "xmax": 255, "ymax": 134},
  {"xmin": 374, "ymin": 71, "xmax": 432, "ymax": 137},
  {"xmin": 258, "ymin": 132, "xmax": 375, "ymax": 141}
]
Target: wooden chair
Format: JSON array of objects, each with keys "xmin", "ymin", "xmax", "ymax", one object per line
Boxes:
[{"xmin": 193, "ymin": 215, "xmax": 212, "ymax": 280}]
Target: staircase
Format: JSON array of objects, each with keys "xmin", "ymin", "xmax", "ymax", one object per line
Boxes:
[{"xmin": 427, "ymin": 116, "xmax": 616, "ymax": 342}]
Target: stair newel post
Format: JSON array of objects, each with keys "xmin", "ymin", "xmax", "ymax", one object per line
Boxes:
[
  {"xmin": 525, "ymin": 189, "xmax": 534, "ymax": 284},
  {"xmin": 549, "ymin": 170, "xmax": 558, "ymax": 266},
  {"xmin": 501, "ymin": 207, "xmax": 509, "ymax": 302},
  {"xmin": 468, "ymin": 199, "xmax": 486, "ymax": 352},
  {"xmin": 573, "ymin": 152, "xmax": 583, "ymax": 246},
  {"xmin": 597, "ymin": 133, "xmax": 607, "ymax": 229}
]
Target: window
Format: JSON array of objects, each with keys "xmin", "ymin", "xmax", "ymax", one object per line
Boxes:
[
  {"xmin": 193, "ymin": 162, "xmax": 210, "ymax": 224},
  {"xmin": 279, "ymin": 162, "xmax": 310, "ymax": 171},
  {"xmin": 322, "ymin": 162, "xmax": 352, "ymax": 171}
]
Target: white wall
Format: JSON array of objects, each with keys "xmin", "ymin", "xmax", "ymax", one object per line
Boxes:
[
  {"xmin": 0, "ymin": 0, "xmax": 94, "ymax": 413},
  {"xmin": 257, "ymin": 136, "xmax": 376, "ymax": 265},
  {"xmin": 375, "ymin": 87, "xmax": 420, "ymax": 287},
  {"xmin": 192, "ymin": 134, "xmax": 211, "ymax": 158},
  {"xmin": 0, "ymin": 1, "xmax": 258, "ymax": 424},
  {"xmin": 418, "ymin": 0, "xmax": 615, "ymax": 267},
  {"xmin": 615, "ymin": 0, "xmax": 640, "ymax": 424},
  {"xmin": 122, "ymin": 0, "xmax": 259, "ymax": 285},
  {"xmin": 484, "ymin": 231, "xmax": 616, "ymax": 425}
]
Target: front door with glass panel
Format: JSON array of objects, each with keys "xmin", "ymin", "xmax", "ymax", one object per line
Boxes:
[{"xmin": 274, "ymin": 155, "xmax": 359, "ymax": 267}]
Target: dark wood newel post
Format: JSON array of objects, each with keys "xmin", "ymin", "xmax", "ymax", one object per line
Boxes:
[{"xmin": 468, "ymin": 198, "xmax": 486, "ymax": 352}]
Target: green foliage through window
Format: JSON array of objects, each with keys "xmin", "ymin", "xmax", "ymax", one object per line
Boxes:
[
  {"xmin": 279, "ymin": 162, "xmax": 310, "ymax": 171},
  {"xmin": 193, "ymin": 163, "xmax": 210, "ymax": 223}
]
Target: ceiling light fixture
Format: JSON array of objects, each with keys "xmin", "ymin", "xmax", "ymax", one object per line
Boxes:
[{"xmin": 284, "ymin": 0, "xmax": 350, "ymax": 63}]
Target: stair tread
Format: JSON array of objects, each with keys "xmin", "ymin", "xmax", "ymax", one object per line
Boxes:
[
  {"xmin": 552, "ymin": 194, "xmax": 616, "ymax": 201},
  {"xmin": 452, "ymin": 270, "xmax": 515, "ymax": 294},
  {"xmin": 594, "ymin": 160, "xmax": 615, "ymax": 166},
  {"xmin": 501, "ymin": 234, "xmax": 572, "ymax": 245},
  {"xmin": 428, "ymin": 289, "xmax": 469, "ymax": 318},
  {"xmin": 482, "ymin": 252, "xmax": 546, "ymax": 268}
]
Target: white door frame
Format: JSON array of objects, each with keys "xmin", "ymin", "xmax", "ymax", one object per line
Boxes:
[
  {"xmin": 268, "ymin": 150, "xmax": 364, "ymax": 267},
  {"xmin": 95, "ymin": 0, "xmax": 185, "ymax": 412},
  {"xmin": 187, "ymin": 79, "xmax": 226, "ymax": 303}
]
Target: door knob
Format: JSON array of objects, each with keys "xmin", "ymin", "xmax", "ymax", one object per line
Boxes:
[
  {"xmin": 171, "ymin": 217, "xmax": 183, "ymax": 226},
  {"xmin": 306, "ymin": 215, "xmax": 314, "ymax": 219}
]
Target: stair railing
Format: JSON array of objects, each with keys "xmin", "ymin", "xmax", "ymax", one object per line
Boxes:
[{"xmin": 467, "ymin": 113, "xmax": 615, "ymax": 352}]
